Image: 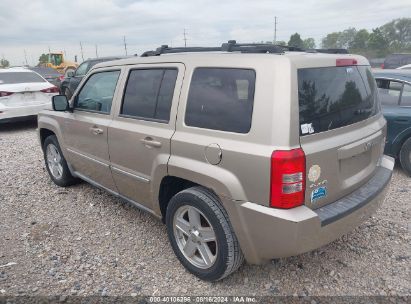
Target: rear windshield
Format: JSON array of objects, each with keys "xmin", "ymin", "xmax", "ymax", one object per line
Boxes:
[
  {"xmin": 298, "ymin": 66, "xmax": 379, "ymax": 136},
  {"xmin": 0, "ymin": 72, "xmax": 45, "ymax": 84}
]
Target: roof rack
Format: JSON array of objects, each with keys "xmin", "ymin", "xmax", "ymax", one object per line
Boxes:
[
  {"xmin": 141, "ymin": 40, "xmax": 347, "ymax": 57},
  {"xmin": 313, "ymin": 48, "xmax": 349, "ymax": 54}
]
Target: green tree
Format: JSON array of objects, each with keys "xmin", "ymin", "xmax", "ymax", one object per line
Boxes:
[
  {"xmin": 380, "ymin": 18, "xmax": 411, "ymax": 49},
  {"xmin": 39, "ymin": 54, "xmax": 49, "ymax": 64},
  {"xmin": 350, "ymin": 29, "xmax": 369, "ymax": 50},
  {"xmin": 368, "ymin": 28, "xmax": 389, "ymax": 57},
  {"xmin": 0, "ymin": 58, "xmax": 10, "ymax": 68},
  {"xmin": 288, "ymin": 33, "xmax": 304, "ymax": 48},
  {"xmin": 321, "ymin": 32, "xmax": 341, "ymax": 48},
  {"xmin": 303, "ymin": 38, "xmax": 316, "ymax": 49}
]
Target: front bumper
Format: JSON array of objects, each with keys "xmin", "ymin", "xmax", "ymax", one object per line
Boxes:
[{"xmin": 224, "ymin": 155, "xmax": 395, "ymax": 264}]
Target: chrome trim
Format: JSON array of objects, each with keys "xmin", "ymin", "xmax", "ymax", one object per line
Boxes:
[
  {"xmin": 72, "ymin": 171, "xmax": 159, "ymax": 218},
  {"xmin": 66, "ymin": 148, "xmax": 109, "ymax": 168},
  {"xmin": 111, "ymin": 166, "xmax": 150, "ymax": 183}
]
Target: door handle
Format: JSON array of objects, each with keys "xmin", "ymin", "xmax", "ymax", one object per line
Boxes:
[
  {"xmin": 140, "ymin": 137, "xmax": 162, "ymax": 148},
  {"xmin": 90, "ymin": 126, "xmax": 104, "ymax": 135}
]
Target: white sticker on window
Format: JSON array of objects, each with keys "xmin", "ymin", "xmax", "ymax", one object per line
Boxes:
[
  {"xmin": 307, "ymin": 123, "xmax": 315, "ymax": 134},
  {"xmin": 301, "ymin": 124, "xmax": 309, "ymax": 134}
]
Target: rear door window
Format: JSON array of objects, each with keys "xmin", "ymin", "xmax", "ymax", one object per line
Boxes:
[
  {"xmin": 298, "ymin": 66, "xmax": 379, "ymax": 135},
  {"xmin": 0, "ymin": 72, "xmax": 45, "ymax": 84},
  {"xmin": 120, "ymin": 69, "xmax": 178, "ymax": 122},
  {"xmin": 376, "ymin": 79, "xmax": 402, "ymax": 106},
  {"xmin": 185, "ymin": 68, "xmax": 256, "ymax": 133}
]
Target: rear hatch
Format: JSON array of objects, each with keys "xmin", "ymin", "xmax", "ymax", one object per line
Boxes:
[{"xmin": 297, "ymin": 61, "xmax": 386, "ymax": 209}]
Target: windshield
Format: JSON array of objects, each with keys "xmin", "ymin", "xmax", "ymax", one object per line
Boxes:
[
  {"xmin": 298, "ymin": 65, "xmax": 379, "ymax": 136},
  {"xmin": 0, "ymin": 72, "xmax": 45, "ymax": 84}
]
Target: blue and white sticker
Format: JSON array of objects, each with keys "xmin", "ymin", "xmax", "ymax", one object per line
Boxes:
[{"xmin": 311, "ymin": 186, "xmax": 327, "ymax": 203}]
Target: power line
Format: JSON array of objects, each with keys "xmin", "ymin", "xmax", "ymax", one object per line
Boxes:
[
  {"xmin": 123, "ymin": 36, "xmax": 128, "ymax": 56},
  {"xmin": 183, "ymin": 28, "xmax": 188, "ymax": 47},
  {"xmin": 79, "ymin": 42, "xmax": 84, "ymax": 61},
  {"xmin": 23, "ymin": 49, "xmax": 28, "ymax": 65}
]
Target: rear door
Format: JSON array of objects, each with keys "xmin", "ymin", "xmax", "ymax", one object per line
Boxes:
[
  {"xmin": 297, "ymin": 64, "xmax": 385, "ymax": 209},
  {"xmin": 108, "ymin": 63, "xmax": 184, "ymax": 210}
]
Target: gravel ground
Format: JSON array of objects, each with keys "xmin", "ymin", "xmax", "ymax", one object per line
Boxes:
[{"xmin": 0, "ymin": 120, "xmax": 410, "ymax": 297}]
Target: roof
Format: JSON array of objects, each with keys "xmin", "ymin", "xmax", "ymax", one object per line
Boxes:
[
  {"xmin": 373, "ymin": 69, "xmax": 411, "ymax": 82},
  {"xmin": 92, "ymin": 51, "xmax": 368, "ymax": 70}
]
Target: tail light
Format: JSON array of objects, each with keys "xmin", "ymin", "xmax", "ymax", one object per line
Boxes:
[
  {"xmin": 58, "ymin": 75, "xmax": 65, "ymax": 81},
  {"xmin": 381, "ymin": 63, "xmax": 385, "ymax": 69},
  {"xmin": 41, "ymin": 87, "xmax": 60, "ymax": 93},
  {"xmin": 336, "ymin": 59, "xmax": 357, "ymax": 66},
  {"xmin": 0, "ymin": 91, "xmax": 13, "ymax": 97},
  {"xmin": 270, "ymin": 148, "xmax": 306, "ymax": 209}
]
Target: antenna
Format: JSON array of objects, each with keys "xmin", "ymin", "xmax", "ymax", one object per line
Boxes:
[
  {"xmin": 274, "ymin": 16, "xmax": 278, "ymax": 44},
  {"xmin": 183, "ymin": 28, "xmax": 188, "ymax": 47},
  {"xmin": 95, "ymin": 44, "xmax": 98, "ymax": 58},
  {"xmin": 123, "ymin": 36, "xmax": 128, "ymax": 56},
  {"xmin": 79, "ymin": 42, "xmax": 84, "ymax": 61}
]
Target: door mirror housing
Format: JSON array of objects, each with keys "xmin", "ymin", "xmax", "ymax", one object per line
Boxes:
[
  {"xmin": 52, "ymin": 95, "xmax": 70, "ymax": 111},
  {"xmin": 66, "ymin": 70, "xmax": 75, "ymax": 78}
]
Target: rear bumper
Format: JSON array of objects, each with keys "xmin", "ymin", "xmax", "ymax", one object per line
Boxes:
[
  {"xmin": 0, "ymin": 103, "xmax": 51, "ymax": 122},
  {"xmin": 224, "ymin": 155, "xmax": 395, "ymax": 264}
]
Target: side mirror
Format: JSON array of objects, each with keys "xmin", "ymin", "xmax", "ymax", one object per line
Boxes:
[
  {"xmin": 66, "ymin": 71, "xmax": 75, "ymax": 78},
  {"xmin": 52, "ymin": 95, "xmax": 70, "ymax": 111}
]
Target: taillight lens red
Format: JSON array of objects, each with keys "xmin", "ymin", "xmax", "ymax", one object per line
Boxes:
[
  {"xmin": 58, "ymin": 75, "xmax": 65, "ymax": 81},
  {"xmin": 381, "ymin": 63, "xmax": 385, "ymax": 69},
  {"xmin": 336, "ymin": 59, "xmax": 358, "ymax": 66},
  {"xmin": 0, "ymin": 91, "xmax": 13, "ymax": 97},
  {"xmin": 41, "ymin": 86, "xmax": 60, "ymax": 93},
  {"xmin": 270, "ymin": 148, "xmax": 306, "ymax": 209}
]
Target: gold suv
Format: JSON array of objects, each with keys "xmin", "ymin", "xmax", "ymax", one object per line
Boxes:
[{"xmin": 38, "ymin": 41, "xmax": 394, "ymax": 281}]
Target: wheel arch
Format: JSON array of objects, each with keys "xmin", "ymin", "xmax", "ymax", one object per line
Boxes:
[{"xmin": 391, "ymin": 126, "xmax": 411, "ymax": 157}]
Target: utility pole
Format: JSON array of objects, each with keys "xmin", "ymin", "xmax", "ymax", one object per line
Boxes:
[
  {"xmin": 24, "ymin": 49, "xmax": 28, "ymax": 66},
  {"xmin": 95, "ymin": 44, "xmax": 98, "ymax": 58},
  {"xmin": 274, "ymin": 16, "xmax": 277, "ymax": 44},
  {"xmin": 183, "ymin": 28, "xmax": 188, "ymax": 47},
  {"xmin": 79, "ymin": 42, "xmax": 84, "ymax": 61},
  {"xmin": 123, "ymin": 36, "xmax": 128, "ymax": 56}
]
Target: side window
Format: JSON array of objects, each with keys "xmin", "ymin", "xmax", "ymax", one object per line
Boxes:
[
  {"xmin": 75, "ymin": 70, "xmax": 120, "ymax": 114},
  {"xmin": 121, "ymin": 69, "xmax": 178, "ymax": 122},
  {"xmin": 185, "ymin": 68, "xmax": 256, "ymax": 133},
  {"xmin": 376, "ymin": 79, "xmax": 402, "ymax": 106},
  {"xmin": 75, "ymin": 62, "xmax": 89, "ymax": 77},
  {"xmin": 401, "ymin": 83, "xmax": 411, "ymax": 107}
]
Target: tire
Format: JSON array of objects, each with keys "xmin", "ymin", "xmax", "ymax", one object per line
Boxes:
[
  {"xmin": 166, "ymin": 186, "xmax": 244, "ymax": 281},
  {"xmin": 43, "ymin": 135, "xmax": 79, "ymax": 187},
  {"xmin": 64, "ymin": 88, "xmax": 72, "ymax": 100},
  {"xmin": 399, "ymin": 137, "xmax": 411, "ymax": 176}
]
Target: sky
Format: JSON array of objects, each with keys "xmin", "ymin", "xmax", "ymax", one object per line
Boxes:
[{"xmin": 0, "ymin": 0, "xmax": 410, "ymax": 66}]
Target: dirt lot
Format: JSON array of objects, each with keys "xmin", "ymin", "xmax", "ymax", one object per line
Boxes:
[{"xmin": 0, "ymin": 121, "xmax": 410, "ymax": 297}]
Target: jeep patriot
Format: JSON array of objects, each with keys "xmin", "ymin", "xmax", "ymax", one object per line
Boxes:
[{"xmin": 38, "ymin": 41, "xmax": 394, "ymax": 281}]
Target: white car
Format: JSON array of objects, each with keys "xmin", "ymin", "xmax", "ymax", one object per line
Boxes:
[
  {"xmin": 397, "ymin": 64, "xmax": 411, "ymax": 70},
  {"xmin": 0, "ymin": 68, "xmax": 59, "ymax": 123}
]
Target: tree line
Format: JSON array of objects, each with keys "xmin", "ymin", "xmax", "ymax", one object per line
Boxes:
[{"xmin": 285, "ymin": 18, "xmax": 411, "ymax": 58}]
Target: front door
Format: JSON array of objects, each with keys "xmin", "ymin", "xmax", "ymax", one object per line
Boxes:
[
  {"xmin": 63, "ymin": 69, "xmax": 122, "ymax": 190},
  {"xmin": 108, "ymin": 64, "xmax": 184, "ymax": 209}
]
